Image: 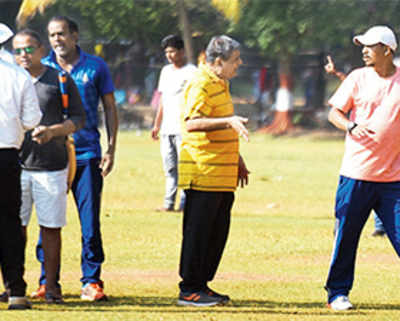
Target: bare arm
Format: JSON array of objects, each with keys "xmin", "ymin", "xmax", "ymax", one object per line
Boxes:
[
  {"xmin": 32, "ymin": 119, "xmax": 76, "ymax": 144},
  {"xmin": 151, "ymin": 99, "xmax": 163, "ymax": 140},
  {"xmin": 100, "ymin": 92, "xmax": 119, "ymax": 177},
  {"xmin": 328, "ymin": 107, "xmax": 374, "ymax": 138},
  {"xmin": 325, "ymin": 55, "xmax": 347, "ymax": 81},
  {"xmin": 186, "ymin": 115, "xmax": 249, "ymax": 141},
  {"xmin": 32, "ymin": 77, "xmax": 85, "ymax": 144}
]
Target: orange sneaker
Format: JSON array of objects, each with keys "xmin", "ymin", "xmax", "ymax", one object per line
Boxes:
[
  {"xmin": 30, "ymin": 284, "xmax": 46, "ymax": 299},
  {"xmin": 81, "ymin": 282, "xmax": 107, "ymax": 301}
]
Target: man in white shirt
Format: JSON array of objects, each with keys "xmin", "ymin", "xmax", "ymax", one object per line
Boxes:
[
  {"xmin": 0, "ymin": 28, "xmax": 42, "ymax": 310},
  {"xmin": 151, "ymin": 35, "xmax": 197, "ymax": 212}
]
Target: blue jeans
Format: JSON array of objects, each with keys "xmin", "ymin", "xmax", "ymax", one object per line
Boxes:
[
  {"xmin": 160, "ymin": 134, "xmax": 185, "ymax": 210},
  {"xmin": 325, "ymin": 176, "xmax": 400, "ymax": 303},
  {"xmin": 37, "ymin": 158, "xmax": 104, "ymax": 286}
]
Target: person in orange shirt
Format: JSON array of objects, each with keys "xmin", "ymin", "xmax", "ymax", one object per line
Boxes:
[
  {"xmin": 325, "ymin": 25, "xmax": 400, "ymax": 311},
  {"xmin": 325, "ymin": 55, "xmax": 386, "ymax": 237}
]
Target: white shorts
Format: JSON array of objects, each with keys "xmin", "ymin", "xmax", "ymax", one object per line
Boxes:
[{"xmin": 20, "ymin": 168, "xmax": 68, "ymax": 228}]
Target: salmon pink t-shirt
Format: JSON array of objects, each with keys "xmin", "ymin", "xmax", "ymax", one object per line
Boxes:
[{"xmin": 329, "ymin": 66, "xmax": 400, "ymax": 182}]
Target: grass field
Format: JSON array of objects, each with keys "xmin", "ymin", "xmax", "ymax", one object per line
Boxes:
[{"xmin": 2, "ymin": 130, "xmax": 400, "ymax": 320}]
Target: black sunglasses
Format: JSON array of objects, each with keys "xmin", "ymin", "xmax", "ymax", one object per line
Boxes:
[{"xmin": 13, "ymin": 46, "xmax": 37, "ymax": 55}]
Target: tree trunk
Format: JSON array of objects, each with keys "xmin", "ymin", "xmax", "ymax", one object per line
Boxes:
[
  {"xmin": 178, "ymin": 0, "xmax": 195, "ymax": 64},
  {"xmin": 258, "ymin": 56, "xmax": 295, "ymax": 135},
  {"xmin": 313, "ymin": 52, "xmax": 326, "ymax": 109}
]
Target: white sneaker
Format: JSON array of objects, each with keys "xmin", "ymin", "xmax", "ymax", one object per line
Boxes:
[{"xmin": 328, "ymin": 295, "xmax": 353, "ymax": 311}]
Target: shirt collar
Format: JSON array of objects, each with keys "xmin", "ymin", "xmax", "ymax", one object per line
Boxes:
[
  {"xmin": 31, "ymin": 67, "xmax": 47, "ymax": 84},
  {"xmin": 200, "ymin": 63, "xmax": 228, "ymax": 86},
  {"xmin": 47, "ymin": 45, "xmax": 85, "ymax": 70}
]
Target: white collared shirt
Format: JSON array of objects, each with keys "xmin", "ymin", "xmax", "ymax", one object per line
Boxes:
[{"xmin": 0, "ymin": 59, "xmax": 41, "ymax": 148}]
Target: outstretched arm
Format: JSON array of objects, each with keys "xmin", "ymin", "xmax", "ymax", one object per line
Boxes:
[
  {"xmin": 325, "ymin": 55, "xmax": 347, "ymax": 81},
  {"xmin": 186, "ymin": 115, "xmax": 249, "ymax": 141}
]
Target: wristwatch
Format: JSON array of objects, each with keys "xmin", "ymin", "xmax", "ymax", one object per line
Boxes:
[{"xmin": 346, "ymin": 121, "xmax": 358, "ymax": 134}]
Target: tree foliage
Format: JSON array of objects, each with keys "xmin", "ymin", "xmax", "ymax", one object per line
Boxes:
[
  {"xmin": 12, "ymin": 0, "xmax": 400, "ymax": 64},
  {"xmin": 21, "ymin": 0, "xmax": 230, "ymax": 56},
  {"xmin": 233, "ymin": 0, "xmax": 400, "ymax": 64}
]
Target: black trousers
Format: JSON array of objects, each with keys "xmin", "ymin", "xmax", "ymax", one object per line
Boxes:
[
  {"xmin": 179, "ymin": 189, "xmax": 234, "ymax": 293},
  {"xmin": 0, "ymin": 149, "xmax": 26, "ymax": 297}
]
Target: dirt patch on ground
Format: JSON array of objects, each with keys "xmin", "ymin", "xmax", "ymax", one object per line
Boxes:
[
  {"xmin": 48, "ymin": 269, "xmax": 313, "ymax": 284},
  {"xmin": 357, "ymin": 252, "xmax": 398, "ymax": 265}
]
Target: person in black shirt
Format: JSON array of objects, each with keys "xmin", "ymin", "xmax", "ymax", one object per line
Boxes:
[{"xmin": 12, "ymin": 29, "xmax": 85, "ymax": 304}]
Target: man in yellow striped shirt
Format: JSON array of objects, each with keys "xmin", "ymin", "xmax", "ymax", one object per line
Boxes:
[{"xmin": 177, "ymin": 35, "xmax": 249, "ymax": 307}]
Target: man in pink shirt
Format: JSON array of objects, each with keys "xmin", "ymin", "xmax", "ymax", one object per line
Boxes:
[{"xmin": 325, "ymin": 25, "xmax": 400, "ymax": 311}]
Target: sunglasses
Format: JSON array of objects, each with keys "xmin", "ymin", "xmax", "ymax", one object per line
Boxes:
[{"xmin": 13, "ymin": 46, "xmax": 36, "ymax": 55}]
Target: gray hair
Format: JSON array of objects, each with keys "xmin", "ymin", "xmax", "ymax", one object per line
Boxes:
[{"xmin": 205, "ymin": 35, "xmax": 240, "ymax": 63}]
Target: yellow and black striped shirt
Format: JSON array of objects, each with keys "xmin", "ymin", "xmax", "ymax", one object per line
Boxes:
[{"xmin": 178, "ymin": 64, "xmax": 239, "ymax": 192}]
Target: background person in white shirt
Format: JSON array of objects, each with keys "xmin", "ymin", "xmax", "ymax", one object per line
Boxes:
[
  {"xmin": 0, "ymin": 30, "xmax": 41, "ymax": 309},
  {"xmin": 151, "ymin": 35, "xmax": 197, "ymax": 212}
]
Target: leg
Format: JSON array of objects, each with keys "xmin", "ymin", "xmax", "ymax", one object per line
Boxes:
[
  {"xmin": 35, "ymin": 232, "xmax": 47, "ymax": 286},
  {"xmin": 72, "ymin": 158, "xmax": 104, "ymax": 285},
  {"xmin": 0, "ymin": 150, "xmax": 26, "ymax": 297},
  {"xmin": 175, "ymin": 134, "xmax": 186, "ymax": 211},
  {"xmin": 41, "ymin": 226, "xmax": 61, "ymax": 296},
  {"xmin": 34, "ymin": 169, "xmax": 67, "ymax": 290},
  {"xmin": 205, "ymin": 192, "xmax": 234, "ymax": 282},
  {"xmin": 18, "ymin": 169, "xmax": 32, "ymax": 288},
  {"xmin": 179, "ymin": 190, "xmax": 224, "ymax": 293},
  {"xmin": 375, "ymin": 182, "xmax": 400, "ymax": 255},
  {"xmin": 160, "ymin": 135, "xmax": 178, "ymax": 210},
  {"xmin": 325, "ymin": 176, "xmax": 376, "ymax": 303}
]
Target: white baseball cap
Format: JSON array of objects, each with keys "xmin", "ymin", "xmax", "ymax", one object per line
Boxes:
[
  {"xmin": 353, "ymin": 25, "xmax": 397, "ymax": 51},
  {"xmin": 0, "ymin": 23, "xmax": 13, "ymax": 44}
]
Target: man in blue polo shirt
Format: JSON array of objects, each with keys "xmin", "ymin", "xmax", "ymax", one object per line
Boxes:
[{"xmin": 33, "ymin": 16, "xmax": 118, "ymax": 302}]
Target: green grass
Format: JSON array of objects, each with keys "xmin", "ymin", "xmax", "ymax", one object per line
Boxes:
[{"xmin": 3, "ymin": 130, "xmax": 400, "ymax": 320}]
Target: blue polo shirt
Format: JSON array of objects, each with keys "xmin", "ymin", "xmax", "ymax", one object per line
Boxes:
[{"xmin": 42, "ymin": 46, "xmax": 114, "ymax": 160}]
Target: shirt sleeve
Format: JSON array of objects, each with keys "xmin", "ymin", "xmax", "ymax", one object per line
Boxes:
[
  {"xmin": 184, "ymin": 83, "xmax": 212, "ymax": 120},
  {"xmin": 21, "ymin": 76, "xmax": 42, "ymax": 130},
  {"xmin": 66, "ymin": 74, "xmax": 86, "ymax": 131},
  {"xmin": 328, "ymin": 70, "xmax": 359, "ymax": 114},
  {"xmin": 97, "ymin": 58, "xmax": 115, "ymax": 96}
]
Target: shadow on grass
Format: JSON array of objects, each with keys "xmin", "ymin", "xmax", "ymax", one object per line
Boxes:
[{"xmin": 30, "ymin": 295, "xmax": 398, "ymax": 315}]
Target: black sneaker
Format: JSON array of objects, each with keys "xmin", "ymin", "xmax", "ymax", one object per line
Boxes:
[
  {"xmin": 205, "ymin": 287, "xmax": 230, "ymax": 303},
  {"xmin": 177, "ymin": 290, "xmax": 222, "ymax": 307},
  {"xmin": 45, "ymin": 291, "xmax": 64, "ymax": 304}
]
